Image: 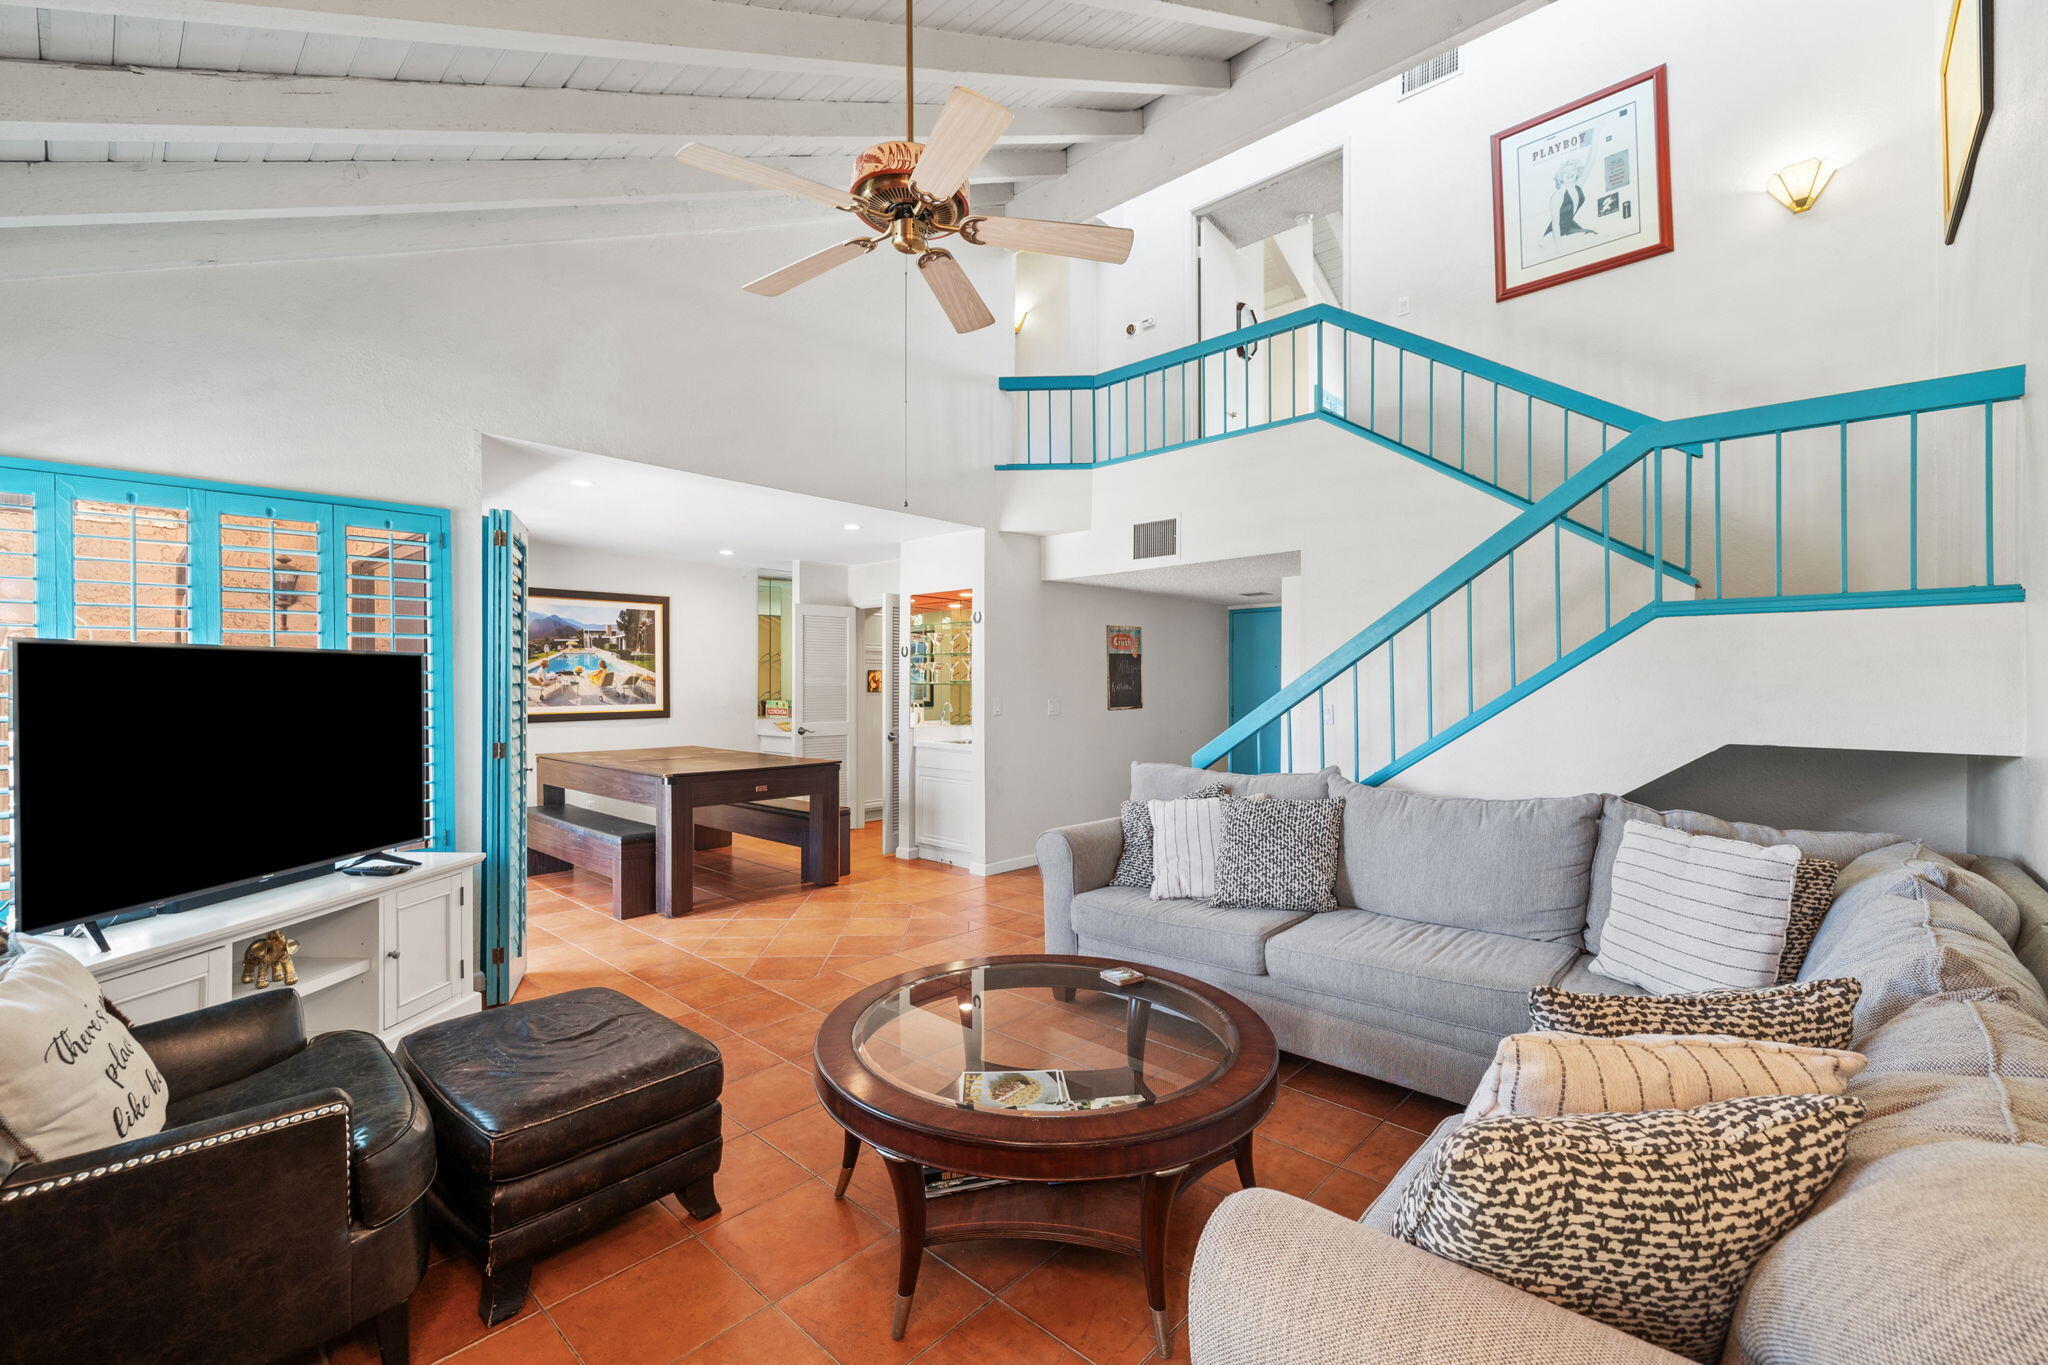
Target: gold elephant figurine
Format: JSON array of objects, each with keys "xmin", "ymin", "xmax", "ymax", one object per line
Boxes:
[{"xmin": 240, "ymin": 930, "xmax": 299, "ymax": 989}]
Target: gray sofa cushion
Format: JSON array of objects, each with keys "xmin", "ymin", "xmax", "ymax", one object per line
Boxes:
[
  {"xmin": 1327, "ymin": 777, "xmax": 1601, "ymax": 943},
  {"xmin": 1800, "ymin": 872, "xmax": 2048, "ymax": 1036},
  {"xmin": 1070, "ymin": 936, "xmax": 1499, "ymax": 1099},
  {"xmin": 1130, "ymin": 761, "xmax": 1338, "ymax": 803},
  {"xmin": 1858, "ymin": 991, "xmax": 2048, "ymax": 1079},
  {"xmin": 1553, "ymin": 954, "xmax": 1650, "ymax": 997},
  {"xmin": 1068, "ymin": 885, "xmax": 1310, "ymax": 976},
  {"xmin": 1267, "ymin": 910, "xmax": 1578, "ymax": 1037},
  {"xmin": 1727, "ymin": 1142, "xmax": 2048, "ymax": 1365},
  {"xmin": 1834, "ymin": 841, "xmax": 2024, "ymax": 945},
  {"xmin": 1585, "ymin": 798, "xmax": 1900, "ymax": 954}
]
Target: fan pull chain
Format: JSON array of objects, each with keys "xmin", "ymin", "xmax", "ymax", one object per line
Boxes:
[{"xmin": 902, "ymin": 259, "xmax": 912, "ymax": 508}]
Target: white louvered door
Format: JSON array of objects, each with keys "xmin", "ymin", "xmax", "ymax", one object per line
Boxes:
[{"xmin": 791, "ymin": 602, "xmax": 858, "ymax": 812}]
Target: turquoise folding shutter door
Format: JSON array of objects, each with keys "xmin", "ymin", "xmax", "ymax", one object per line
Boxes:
[{"xmin": 480, "ymin": 509, "xmax": 530, "ymax": 1005}]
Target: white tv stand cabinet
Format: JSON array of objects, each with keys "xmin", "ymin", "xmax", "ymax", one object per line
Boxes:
[{"xmin": 44, "ymin": 852, "xmax": 485, "ymax": 1046}]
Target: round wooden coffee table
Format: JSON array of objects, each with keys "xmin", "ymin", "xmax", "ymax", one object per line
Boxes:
[{"xmin": 813, "ymin": 954, "xmax": 1278, "ymax": 1358}]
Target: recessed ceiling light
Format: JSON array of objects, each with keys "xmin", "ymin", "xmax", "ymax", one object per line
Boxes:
[
  {"xmin": 717, "ymin": 548, "xmax": 734, "ymax": 556},
  {"xmin": 568, "ymin": 478, "xmax": 594, "ymax": 487},
  {"xmin": 843, "ymin": 522, "xmax": 862, "ymax": 531}
]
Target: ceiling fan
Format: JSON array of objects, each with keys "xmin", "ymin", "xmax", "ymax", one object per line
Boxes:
[{"xmin": 672, "ymin": 1, "xmax": 1135, "ymax": 334}]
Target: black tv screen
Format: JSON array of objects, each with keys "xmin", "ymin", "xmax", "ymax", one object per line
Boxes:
[{"xmin": 13, "ymin": 639, "xmax": 428, "ymax": 932}]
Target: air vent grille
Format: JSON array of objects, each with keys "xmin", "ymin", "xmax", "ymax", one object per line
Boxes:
[
  {"xmin": 1399, "ymin": 47, "xmax": 1460, "ymax": 98},
  {"xmin": 1133, "ymin": 519, "xmax": 1178, "ymax": 560}
]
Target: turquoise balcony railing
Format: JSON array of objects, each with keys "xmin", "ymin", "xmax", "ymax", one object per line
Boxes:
[
  {"xmin": 1001, "ymin": 303, "xmax": 1699, "ymax": 579},
  {"xmin": 1189, "ymin": 365, "xmax": 2026, "ymax": 782}
]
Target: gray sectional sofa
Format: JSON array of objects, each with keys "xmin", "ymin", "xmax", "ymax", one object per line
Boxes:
[
  {"xmin": 1040, "ymin": 762, "xmax": 1919, "ymax": 1101},
  {"xmin": 1037, "ymin": 762, "xmax": 2048, "ymax": 1363}
]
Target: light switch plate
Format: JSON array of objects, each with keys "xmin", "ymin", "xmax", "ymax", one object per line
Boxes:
[{"xmin": 1046, "ymin": 698, "xmax": 1062, "ymax": 716}]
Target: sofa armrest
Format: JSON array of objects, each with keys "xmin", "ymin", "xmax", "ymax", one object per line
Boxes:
[
  {"xmin": 0, "ymin": 1089, "xmax": 357, "ymax": 1362},
  {"xmin": 1188, "ymin": 1189, "xmax": 1684, "ymax": 1365},
  {"xmin": 1036, "ymin": 816, "xmax": 1124, "ymax": 955},
  {"xmin": 131, "ymin": 988, "xmax": 308, "ymax": 1096}
]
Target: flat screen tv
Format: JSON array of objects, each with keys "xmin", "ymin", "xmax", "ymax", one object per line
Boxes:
[{"xmin": 12, "ymin": 639, "xmax": 429, "ymax": 934}]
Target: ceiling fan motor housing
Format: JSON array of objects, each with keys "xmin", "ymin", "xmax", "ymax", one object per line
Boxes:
[{"xmin": 852, "ymin": 141, "xmax": 971, "ymax": 250}]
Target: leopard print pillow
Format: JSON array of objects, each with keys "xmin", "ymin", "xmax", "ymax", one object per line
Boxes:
[
  {"xmin": 1777, "ymin": 856, "xmax": 1840, "ymax": 983},
  {"xmin": 1112, "ymin": 783, "xmax": 1228, "ymax": 889},
  {"xmin": 1527, "ymin": 976, "xmax": 1861, "ymax": 1051},
  {"xmin": 1393, "ymin": 1094, "xmax": 1865, "ymax": 1362}
]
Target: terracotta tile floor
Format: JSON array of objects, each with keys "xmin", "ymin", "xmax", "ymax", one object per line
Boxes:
[{"xmin": 323, "ymin": 824, "xmax": 1460, "ymax": 1364}]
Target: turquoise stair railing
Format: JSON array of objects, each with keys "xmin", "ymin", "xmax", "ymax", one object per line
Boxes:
[
  {"xmin": 1001, "ymin": 302, "xmax": 1699, "ymax": 581},
  {"xmin": 1190, "ymin": 366, "xmax": 2026, "ymax": 783}
]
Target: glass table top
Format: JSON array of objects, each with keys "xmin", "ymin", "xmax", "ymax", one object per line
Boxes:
[{"xmin": 852, "ymin": 960, "xmax": 1238, "ymax": 1116}]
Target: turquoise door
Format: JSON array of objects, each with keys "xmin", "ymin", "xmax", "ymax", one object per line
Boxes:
[
  {"xmin": 1228, "ymin": 606, "xmax": 1283, "ymax": 773},
  {"xmin": 481, "ymin": 509, "xmax": 530, "ymax": 1005}
]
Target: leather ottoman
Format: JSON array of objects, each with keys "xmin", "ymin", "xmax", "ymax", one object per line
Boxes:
[{"xmin": 397, "ymin": 986, "xmax": 724, "ymax": 1323}]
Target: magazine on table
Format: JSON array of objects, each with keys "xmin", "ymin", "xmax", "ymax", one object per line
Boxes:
[{"xmin": 956, "ymin": 1069, "xmax": 1143, "ymax": 1114}]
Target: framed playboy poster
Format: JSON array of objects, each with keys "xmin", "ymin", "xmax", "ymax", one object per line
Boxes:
[{"xmin": 1492, "ymin": 66, "xmax": 1674, "ymax": 302}]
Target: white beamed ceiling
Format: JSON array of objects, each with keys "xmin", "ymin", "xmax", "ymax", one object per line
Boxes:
[
  {"xmin": 0, "ymin": 0, "xmax": 1297, "ymax": 167},
  {"xmin": 0, "ymin": 0, "xmax": 1551, "ymax": 271}
]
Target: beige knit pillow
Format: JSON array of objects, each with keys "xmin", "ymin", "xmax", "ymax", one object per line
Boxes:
[{"xmin": 1467, "ymin": 1030, "xmax": 1867, "ymax": 1121}]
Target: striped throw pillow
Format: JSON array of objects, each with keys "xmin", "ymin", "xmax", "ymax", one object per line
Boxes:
[
  {"xmin": 1113, "ymin": 784, "xmax": 1228, "ymax": 888},
  {"xmin": 1466, "ymin": 1031, "xmax": 1867, "ymax": 1121},
  {"xmin": 1591, "ymin": 819, "xmax": 1799, "ymax": 993},
  {"xmin": 1148, "ymin": 797, "xmax": 1227, "ymax": 900}
]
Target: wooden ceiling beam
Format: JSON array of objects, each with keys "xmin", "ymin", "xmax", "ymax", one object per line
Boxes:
[
  {"xmin": 1055, "ymin": 0, "xmax": 1333, "ymax": 44},
  {"xmin": 45, "ymin": 0, "xmax": 1230, "ymax": 97},
  {"xmin": 0, "ymin": 151, "xmax": 1062, "ymax": 228},
  {"xmin": 0, "ymin": 60, "xmax": 1140, "ymax": 149}
]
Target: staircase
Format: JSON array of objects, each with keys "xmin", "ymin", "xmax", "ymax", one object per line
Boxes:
[{"xmin": 1001, "ymin": 307, "xmax": 2027, "ymax": 791}]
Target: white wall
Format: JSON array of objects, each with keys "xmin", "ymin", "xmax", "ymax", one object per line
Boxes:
[
  {"xmin": 1001, "ymin": 0, "xmax": 2042, "ymax": 846},
  {"xmin": 982, "ymin": 532, "xmax": 1231, "ymax": 867},
  {"xmin": 0, "ymin": 216, "xmax": 1015, "ymax": 855},
  {"xmin": 1628, "ymin": 746, "xmax": 1974, "ymax": 854},
  {"xmin": 1022, "ymin": 0, "xmax": 2009, "ymax": 636},
  {"xmin": 1078, "ymin": 0, "xmax": 1952, "ymax": 408},
  {"xmin": 519, "ymin": 540, "xmax": 757, "ymax": 828},
  {"xmin": 1929, "ymin": 0, "xmax": 2048, "ymax": 870}
]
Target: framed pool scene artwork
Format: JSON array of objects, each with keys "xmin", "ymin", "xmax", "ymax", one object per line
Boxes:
[
  {"xmin": 1492, "ymin": 65, "xmax": 1673, "ymax": 302},
  {"xmin": 528, "ymin": 588, "xmax": 670, "ymax": 722}
]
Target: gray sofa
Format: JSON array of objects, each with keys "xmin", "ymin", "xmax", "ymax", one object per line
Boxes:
[
  {"xmin": 1041, "ymin": 763, "xmax": 1913, "ymax": 1101},
  {"xmin": 1037, "ymin": 763, "xmax": 2048, "ymax": 1362}
]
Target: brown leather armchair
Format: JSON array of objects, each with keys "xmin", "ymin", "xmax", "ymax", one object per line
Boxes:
[{"xmin": 0, "ymin": 990, "xmax": 434, "ymax": 1365}]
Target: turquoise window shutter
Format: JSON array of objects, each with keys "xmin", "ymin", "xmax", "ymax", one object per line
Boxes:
[{"xmin": 0, "ymin": 454, "xmax": 455, "ymax": 923}]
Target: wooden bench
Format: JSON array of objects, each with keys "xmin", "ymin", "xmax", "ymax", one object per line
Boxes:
[
  {"xmin": 527, "ymin": 804, "xmax": 655, "ymax": 919},
  {"xmin": 690, "ymin": 798, "xmax": 852, "ymax": 884}
]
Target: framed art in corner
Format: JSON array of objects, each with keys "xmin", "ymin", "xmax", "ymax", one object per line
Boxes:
[
  {"xmin": 1941, "ymin": 0, "xmax": 1993, "ymax": 245},
  {"xmin": 1492, "ymin": 65, "xmax": 1673, "ymax": 302},
  {"xmin": 528, "ymin": 588, "xmax": 670, "ymax": 722}
]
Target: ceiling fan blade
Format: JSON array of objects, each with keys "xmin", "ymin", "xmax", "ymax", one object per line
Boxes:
[
  {"xmin": 674, "ymin": 143, "xmax": 852, "ymax": 208},
  {"xmin": 910, "ymin": 87, "xmax": 1013, "ymax": 205},
  {"xmin": 964, "ymin": 214, "xmax": 1135, "ymax": 265},
  {"xmin": 743, "ymin": 239, "xmax": 876, "ymax": 297},
  {"xmin": 917, "ymin": 249, "xmax": 995, "ymax": 334}
]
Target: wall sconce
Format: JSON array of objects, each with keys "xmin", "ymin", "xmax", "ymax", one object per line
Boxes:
[
  {"xmin": 1766, "ymin": 157, "xmax": 1838, "ymax": 214},
  {"xmin": 1012, "ymin": 307, "xmax": 1032, "ymax": 335}
]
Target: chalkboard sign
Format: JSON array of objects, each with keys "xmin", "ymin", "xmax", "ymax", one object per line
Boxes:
[{"xmin": 1107, "ymin": 626, "xmax": 1142, "ymax": 710}]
